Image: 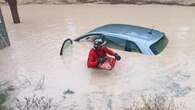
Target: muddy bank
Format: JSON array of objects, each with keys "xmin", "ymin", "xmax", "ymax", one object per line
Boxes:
[{"xmin": 1, "ymin": 0, "xmax": 195, "ymax": 6}]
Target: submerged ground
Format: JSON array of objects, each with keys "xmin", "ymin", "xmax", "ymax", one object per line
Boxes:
[{"xmin": 0, "ymin": 4, "xmax": 195, "ymax": 109}]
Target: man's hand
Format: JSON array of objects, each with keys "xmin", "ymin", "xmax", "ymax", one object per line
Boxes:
[{"xmin": 114, "ymin": 53, "xmax": 121, "ymax": 61}]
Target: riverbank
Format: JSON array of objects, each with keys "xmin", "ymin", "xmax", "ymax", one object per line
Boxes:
[{"xmin": 1, "ymin": 0, "xmax": 195, "ymax": 6}]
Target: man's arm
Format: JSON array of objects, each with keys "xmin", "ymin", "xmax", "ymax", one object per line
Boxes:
[
  {"xmin": 103, "ymin": 47, "xmax": 115, "ymax": 56},
  {"xmin": 104, "ymin": 47, "xmax": 121, "ymax": 61},
  {"xmin": 87, "ymin": 49, "xmax": 98, "ymax": 68}
]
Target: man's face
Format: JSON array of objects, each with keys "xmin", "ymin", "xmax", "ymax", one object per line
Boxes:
[{"xmin": 96, "ymin": 45, "xmax": 105, "ymax": 50}]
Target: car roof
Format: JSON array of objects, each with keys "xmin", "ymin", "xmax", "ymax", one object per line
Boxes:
[{"xmin": 88, "ymin": 24, "xmax": 164, "ymax": 45}]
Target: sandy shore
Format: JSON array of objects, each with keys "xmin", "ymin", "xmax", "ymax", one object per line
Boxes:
[{"xmin": 0, "ymin": 4, "xmax": 195, "ymax": 109}]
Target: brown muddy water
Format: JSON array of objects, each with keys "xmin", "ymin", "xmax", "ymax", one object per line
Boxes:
[{"xmin": 0, "ymin": 4, "xmax": 195, "ymax": 109}]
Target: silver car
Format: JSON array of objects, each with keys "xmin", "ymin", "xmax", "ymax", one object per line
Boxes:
[{"xmin": 61, "ymin": 24, "xmax": 168, "ymax": 56}]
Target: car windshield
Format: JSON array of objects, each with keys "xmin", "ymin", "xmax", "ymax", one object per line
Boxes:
[{"xmin": 150, "ymin": 36, "xmax": 168, "ymax": 55}]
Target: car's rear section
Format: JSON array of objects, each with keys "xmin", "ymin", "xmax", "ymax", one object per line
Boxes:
[{"xmin": 149, "ymin": 34, "xmax": 168, "ymax": 55}]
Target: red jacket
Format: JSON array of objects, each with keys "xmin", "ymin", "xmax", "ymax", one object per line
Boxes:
[{"xmin": 87, "ymin": 47, "xmax": 115, "ymax": 68}]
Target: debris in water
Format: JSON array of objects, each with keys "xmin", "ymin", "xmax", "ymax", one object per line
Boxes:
[{"xmin": 63, "ymin": 89, "xmax": 75, "ymax": 95}]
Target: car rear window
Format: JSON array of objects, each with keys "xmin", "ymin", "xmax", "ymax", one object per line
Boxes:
[{"xmin": 150, "ymin": 36, "xmax": 168, "ymax": 55}]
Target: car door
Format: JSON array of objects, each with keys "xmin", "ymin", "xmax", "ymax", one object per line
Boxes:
[
  {"xmin": 60, "ymin": 38, "xmax": 73, "ymax": 55},
  {"xmin": 60, "ymin": 34, "xmax": 102, "ymax": 55},
  {"xmin": 74, "ymin": 34, "xmax": 102, "ymax": 42}
]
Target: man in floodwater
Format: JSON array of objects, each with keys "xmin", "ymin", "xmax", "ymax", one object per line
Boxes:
[{"xmin": 87, "ymin": 38, "xmax": 121, "ymax": 70}]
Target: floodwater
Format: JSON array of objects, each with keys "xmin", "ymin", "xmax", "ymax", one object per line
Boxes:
[{"xmin": 0, "ymin": 4, "xmax": 195, "ymax": 109}]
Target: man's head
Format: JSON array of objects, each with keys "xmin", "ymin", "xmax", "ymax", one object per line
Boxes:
[{"xmin": 94, "ymin": 38, "xmax": 106, "ymax": 49}]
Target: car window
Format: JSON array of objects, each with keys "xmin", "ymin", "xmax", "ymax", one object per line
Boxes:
[
  {"xmin": 78, "ymin": 34, "xmax": 100, "ymax": 42},
  {"xmin": 150, "ymin": 35, "xmax": 168, "ymax": 55},
  {"xmin": 103, "ymin": 35, "xmax": 141, "ymax": 53},
  {"xmin": 103, "ymin": 35, "xmax": 126, "ymax": 50},
  {"xmin": 125, "ymin": 40, "xmax": 141, "ymax": 53}
]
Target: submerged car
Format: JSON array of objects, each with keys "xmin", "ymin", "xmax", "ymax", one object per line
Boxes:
[{"xmin": 60, "ymin": 24, "xmax": 168, "ymax": 56}]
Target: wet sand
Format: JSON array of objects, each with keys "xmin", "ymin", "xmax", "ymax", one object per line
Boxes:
[{"xmin": 0, "ymin": 4, "xmax": 195, "ymax": 109}]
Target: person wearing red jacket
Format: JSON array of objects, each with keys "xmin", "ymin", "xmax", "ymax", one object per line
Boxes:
[{"xmin": 87, "ymin": 38, "xmax": 121, "ymax": 70}]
